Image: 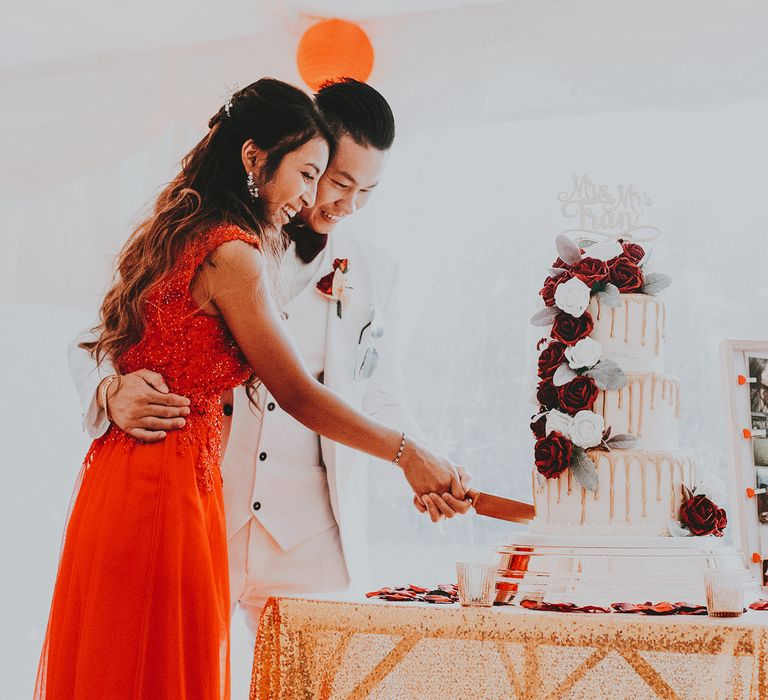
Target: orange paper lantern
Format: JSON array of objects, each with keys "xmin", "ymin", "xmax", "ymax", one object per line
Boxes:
[{"xmin": 297, "ymin": 19, "xmax": 374, "ymax": 92}]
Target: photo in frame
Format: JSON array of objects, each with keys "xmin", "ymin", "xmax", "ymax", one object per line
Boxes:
[{"xmin": 720, "ymin": 340, "xmax": 768, "ymax": 588}]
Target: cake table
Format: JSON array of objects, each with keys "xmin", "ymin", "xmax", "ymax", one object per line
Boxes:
[{"xmin": 250, "ymin": 595, "xmax": 768, "ymax": 699}]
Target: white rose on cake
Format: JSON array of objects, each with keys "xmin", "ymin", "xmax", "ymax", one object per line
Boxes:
[
  {"xmin": 569, "ymin": 410, "xmax": 605, "ymax": 448},
  {"xmin": 546, "ymin": 409, "xmax": 573, "ymax": 437},
  {"xmin": 693, "ymin": 477, "xmax": 728, "ymax": 506},
  {"xmin": 564, "ymin": 337, "xmax": 603, "ymax": 370},
  {"xmin": 553, "ymin": 277, "xmax": 591, "ymax": 317},
  {"xmin": 583, "ymin": 239, "xmax": 623, "ymax": 262}
]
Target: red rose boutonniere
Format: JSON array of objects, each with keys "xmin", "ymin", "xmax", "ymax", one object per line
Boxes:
[{"xmin": 316, "ymin": 258, "xmax": 351, "ymax": 318}]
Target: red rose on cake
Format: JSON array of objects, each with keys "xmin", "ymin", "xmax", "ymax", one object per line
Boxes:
[
  {"xmin": 571, "ymin": 258, "xmax": 609, "ymax": 288},
  {"xmin": 608, "ymin": 257, "xmax": 644, "ymax": 293},
  {"xmin": 620, "ymin": 241, "xmax": 645, "ymax": 264},
  {"xmin": 679, "ymin": 494, "xmax": 728, "ymax": 537},
  {"xmin": 536, "ymin": 381, "xmax": 559, "ymax": 410},
  {"xmin": 537, "ymin": 342, "xmax": 566, "ymax": 380},
  {"xmin": 530, "ymin": 415, "xmax": 547, "ymax": 439},
  {"xmin": 539, "ymin": 272, "xmax": 571, "ymax": 307},
  {"xmin": 535, "ymin": 432, "xmax": 572, "ymax": 479},
  {"xmin": 551, "ymin": 311, "xmax": 594, "ymax": 346},
  {"xmin": 557, "ymin": 376, "xmax": 599, "ymax": 415}
]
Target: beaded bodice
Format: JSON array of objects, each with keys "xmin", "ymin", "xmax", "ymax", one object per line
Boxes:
[{"xmin": 99, "ymin": 224, "xmax": 260, "ymax": 490}]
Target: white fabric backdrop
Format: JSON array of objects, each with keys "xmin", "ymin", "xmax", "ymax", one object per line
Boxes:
[{"xmin": 3, "ymin": 1, "xmax": 768, "ymax": 696}]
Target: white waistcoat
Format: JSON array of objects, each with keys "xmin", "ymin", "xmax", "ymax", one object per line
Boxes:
[{"xmin": 220, "ymin": 231, "xmax": 423, "ymax": 590}]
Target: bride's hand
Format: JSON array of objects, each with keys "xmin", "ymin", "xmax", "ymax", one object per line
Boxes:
[
  {"xmin": 397, "ymin": 439, "xmax": 460, "ymax": 502},
  {"xmin": 413, "ymin": 467, "xmax": 473, "ymax": 523}
]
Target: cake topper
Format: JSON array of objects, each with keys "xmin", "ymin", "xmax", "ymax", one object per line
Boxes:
[{"xmin": 558, "ymin": 174, "xmax": 660, "ymax": 243}]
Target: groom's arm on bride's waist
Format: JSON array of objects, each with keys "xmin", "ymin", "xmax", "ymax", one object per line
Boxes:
[
  {"xmin": 361, "ymin": 264, "xmax": 425, "ymax": 446},
  {"xmin": 68, "ymin": 321, "xmax": 113, "ymax": 438},
  {"xmin": 67, "ymin": 322, "xmax": 190, "ymax": 442}
]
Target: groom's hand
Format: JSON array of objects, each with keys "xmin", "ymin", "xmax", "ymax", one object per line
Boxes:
[
  {"xmin": 107, "ymin": 369, "xmax": 190, "ymax": 442},
  {"xmin": 413, "ymin": 467, "xmax": 473, "ymax": 522}
]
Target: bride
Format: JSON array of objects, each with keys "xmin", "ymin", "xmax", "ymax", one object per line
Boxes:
[{"xmin": 35, "ymin": 78, "xmax": 470, "ymax": 699}]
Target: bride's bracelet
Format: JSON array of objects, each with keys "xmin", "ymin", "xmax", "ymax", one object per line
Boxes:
[
  {"xmin": 99, "ymin": 373, "xmax": 121, "ymax": 423},
  {"xmin": 392, "ymin": 432, "xmax": 407, "ymax": 466}
]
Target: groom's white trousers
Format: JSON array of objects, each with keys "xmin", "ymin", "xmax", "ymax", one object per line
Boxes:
[{"xmin": 228, "ymin": 517, "xmax": 348, "ymax": 636}]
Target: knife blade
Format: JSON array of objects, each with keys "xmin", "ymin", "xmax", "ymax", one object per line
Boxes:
[{"xmin": 466, "ymin": 489, "xmax": 535, "ymax": 524}]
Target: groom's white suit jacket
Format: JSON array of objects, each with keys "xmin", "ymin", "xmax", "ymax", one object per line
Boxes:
[{"xmin": 69, "ymin": 227, "xmax": 422, "ymax": 589}]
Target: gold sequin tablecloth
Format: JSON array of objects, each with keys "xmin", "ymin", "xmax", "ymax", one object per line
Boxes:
[{"xmin": 250, "ymin": 596, "xmax": 768, "ymax": 700}]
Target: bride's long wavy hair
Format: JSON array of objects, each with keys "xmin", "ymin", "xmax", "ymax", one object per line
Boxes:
[{"xmin": 84, "ymin": 78, "xmax": 334, "ymax": 365}]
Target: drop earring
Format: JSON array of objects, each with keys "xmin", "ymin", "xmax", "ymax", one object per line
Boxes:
[{"xmin": 247, "ymin": 171, "xmax": 259, "ymax": 199}]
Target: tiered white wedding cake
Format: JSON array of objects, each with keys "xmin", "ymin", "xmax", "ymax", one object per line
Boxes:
[{"xmin": 499, "ymin": 234, "xmax": 744, "ymax": 605}]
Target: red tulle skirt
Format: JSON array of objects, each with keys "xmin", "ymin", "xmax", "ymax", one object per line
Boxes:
[{"xmin": 35, "ymin": 427, "xmax": 230, "ymax": 699}]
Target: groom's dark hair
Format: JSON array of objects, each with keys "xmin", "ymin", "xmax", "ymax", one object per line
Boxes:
[{"xmin": 315, "ymin": 78, "xmax": 395, "ymax": 151}]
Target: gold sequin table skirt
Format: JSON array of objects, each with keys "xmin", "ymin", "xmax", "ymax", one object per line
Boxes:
[{"xmin": 250, "ymin": 596, "xmax": 768, "ymax": 700}]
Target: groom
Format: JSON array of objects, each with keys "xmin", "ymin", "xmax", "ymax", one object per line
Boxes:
[{"xmin": 68, "ymin": 79, "xmax": 470, "ymax": 634}]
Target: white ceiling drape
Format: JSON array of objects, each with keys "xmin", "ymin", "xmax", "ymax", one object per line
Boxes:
[{"xmin": 3, "ymin": 1, "xmax": 768, "ymax": 196}]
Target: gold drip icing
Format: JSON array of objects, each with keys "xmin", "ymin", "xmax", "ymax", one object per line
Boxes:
[
  {"xmin": 655, "ymin": 458, "xmax": 662, "ymax": 502},
  {"xmin": 610, "ymin": 307, "xmax": 616, "ymax": 338},
  {"xmin": 661, "ymin": 378, "xmax": 667, "ymax": 401},
  {"xmin": 609, "ymin": 458, "xmax": 616, "ymax": 522},
  {"xmin": 628, "ymin": 380, "xmax": 635, "ymax": 434},
  {"xmin": 637, "ymin": 376, "xmax": 645, "ymax": 437},
  {"xmin": 567, "ymin": 470, "xmax": 572, "ymax": 496},
  {"xmin": 624, "ymin": 299, "xmax": 630, "ymax": 344},
  {"xmin": 557, "ymin": 474, "xmax": 562, "ymax": 503},
  {"xmin": 580, "ymin": 487, "xmax": 587, "ymax": 525},
  {"xmin": 641, "ymin": 456, "xmax": 647, "ymax": 517},
  {"xmin": 625, "ymin": 458, "xmax": 631, "ymax": 523},
  {"xmin": 669, "ymin": 459, "xmax": 675, "ymax": 517},
  {"xmin": 618, "ymin": 387, "xmax": 624, "ymax": 409},
  {"xmin": 675, "ymin": 383, "xmax": 681, "ymax": 418},
  {"xmin": 546, "ymin": 478, "xmax": 551, "ymax": 521},
  {"xmin": 641, "ymin": 297, "xmax": 648, "ymax": 346},
  {"xmin": 650, "ymin": 374, "xmax": 657, "ymax": 410}
]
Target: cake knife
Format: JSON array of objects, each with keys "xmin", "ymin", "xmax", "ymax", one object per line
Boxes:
[{"xmin": 466, "ymin": 489, "xmax": 535, "ymax": 524}]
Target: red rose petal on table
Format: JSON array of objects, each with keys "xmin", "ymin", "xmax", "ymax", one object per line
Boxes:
[{"xmin": 750, "ymin": 600, "xmax": 768, "ymax": 610}]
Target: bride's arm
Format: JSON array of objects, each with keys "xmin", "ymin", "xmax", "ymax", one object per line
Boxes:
[{"xmin": 203, "ymin": 239, "xmax": 465, "ymax": 507}]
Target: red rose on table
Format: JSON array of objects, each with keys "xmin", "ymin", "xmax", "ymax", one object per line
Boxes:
[
  {"xmin": 537, "ymin": 342, "xmax": 566, "ymax": 381},
  {"xmin": 535, "ymin": 432, "xmax": 572, "ymax": 479},
  {"xmin": 536, "ymin": 381, "xmax": 559, "ymax": 410},
  {"xmin": 530, "ymin": 415, "xmax": 547, "ymax": 439},
  {"xmin": 557, "ymin": 376, "xmax": 599, "ymax": 415},
  {"xmin": 551, "ymin": 311, "xmax": 594, "ymax": 346},
  {"xmin": 571, "ymin": 258, "xmax": 609, "ymax": 288},
  {"xmin": 679, "ymin": 494, "xmax": 728, "ymax": 537},
  {"xmin": 608, "ymin": 257, "xmax": 644, "ymax": 293},
  {"xmin": 539, "ymin": 272, "xmax": 571, "ymax": 307},
  {"xmin": 621, "ymin": 241, "xmax": 645, "ymax": 264}
]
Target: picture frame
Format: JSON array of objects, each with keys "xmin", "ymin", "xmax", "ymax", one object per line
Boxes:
[{"xmin": 720, "ymin": 339, "xmax": 768, "ymax": 588}]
